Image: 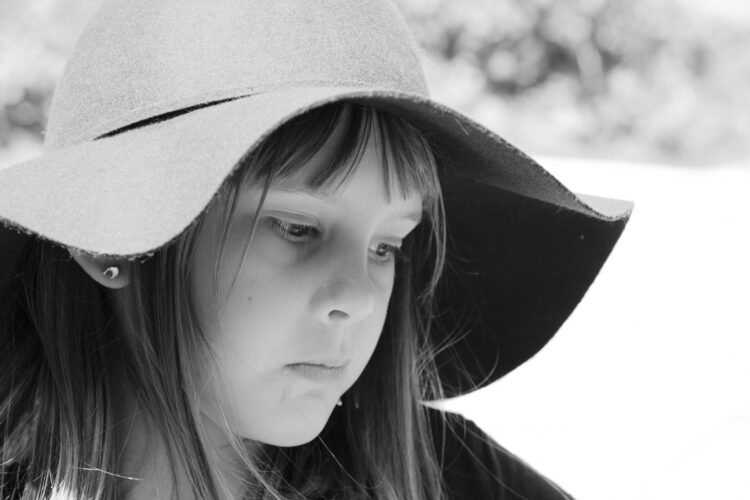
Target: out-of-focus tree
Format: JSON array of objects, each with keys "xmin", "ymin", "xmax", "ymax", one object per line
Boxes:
[
  {"xmin": 0, "ymin": 0, "xmax": 102, "ymax": 148},
  {"xmin": 400, "ymin": 0, "xmax": 750, "ymax": 164},
  {"xmin": 1, "ymin": 0, "xmax": 748, "ymax": 165}
]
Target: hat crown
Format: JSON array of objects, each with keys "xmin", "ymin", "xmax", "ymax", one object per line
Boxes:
[{"xmin": 45, "ymin": 0, "xmax": 428, "ymax": 149}]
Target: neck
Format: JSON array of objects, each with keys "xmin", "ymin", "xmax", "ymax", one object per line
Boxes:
[
  {"xmin": 113, "ymin": 391, "xmax": 178, "ymax": 499},
  {"xmin": 107, "ymin": 294, "xmax": 252, "ymax": 498},
  {"xmin": 115, "ymin": 399, "xmax": 252, "ymax": 499}
]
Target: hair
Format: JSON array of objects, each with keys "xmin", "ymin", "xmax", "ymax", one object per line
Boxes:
[{"xmin": 0, "ymin": 102, "xmax": 449, "ymax": 499}]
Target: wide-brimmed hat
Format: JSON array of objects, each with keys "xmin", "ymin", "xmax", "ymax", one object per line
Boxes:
[{"xmin": 0, "ymin": 0, "xmax": 631, "ymax": 398}]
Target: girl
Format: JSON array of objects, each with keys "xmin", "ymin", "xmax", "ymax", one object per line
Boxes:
[{"xmin": 0, "ymin": 0, "xmax": 631, "ymax": 498}]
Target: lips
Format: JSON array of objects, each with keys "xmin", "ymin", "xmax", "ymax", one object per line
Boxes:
[
  {"xmin": 285, "ymin": 359, "xmax": 351, "ymax": 383},
  {"xmin": 289, "ymin": 359, "xmax": 351, "ymax": 369}
]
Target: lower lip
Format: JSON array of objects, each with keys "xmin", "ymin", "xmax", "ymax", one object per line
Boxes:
[{"xmin": 285, "ymin": 363, "xmax": 347, "ymax": 383}]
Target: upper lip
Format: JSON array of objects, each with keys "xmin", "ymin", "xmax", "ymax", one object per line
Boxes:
[{"xmin": 287, "ymin": 359, "xmax": 351, "ymax": 369}]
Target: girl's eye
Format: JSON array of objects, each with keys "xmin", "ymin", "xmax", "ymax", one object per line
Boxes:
[
  {"xmin": 268, "ymin": 217, "xmax": 406, "ymax": 265},
  {"xmin": 370, "ymin": 242, "xmax": 405, "ymax": 266},
  {"xmin": 268, "ymin": 218, "xmax": 319, "ymax": 243}
]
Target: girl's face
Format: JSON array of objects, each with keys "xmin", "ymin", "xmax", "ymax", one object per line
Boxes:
[{"xmin": 192, "ymin": 123, "xmax": 423, "ymax": 447}]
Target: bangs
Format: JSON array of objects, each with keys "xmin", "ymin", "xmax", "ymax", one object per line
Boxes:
[{"xmin": 241, "ymin": 103, "xmax": 442, "ymax": 204}]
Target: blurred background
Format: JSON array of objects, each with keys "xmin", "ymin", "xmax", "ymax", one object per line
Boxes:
[{"xmin": 1, "ymin": 0, "xmax": 748, "ymax": 498}]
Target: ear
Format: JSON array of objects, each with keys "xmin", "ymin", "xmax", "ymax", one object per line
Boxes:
[{"xmin": 69, "ymin": 248, "xmax": 131, "ymax": 289}]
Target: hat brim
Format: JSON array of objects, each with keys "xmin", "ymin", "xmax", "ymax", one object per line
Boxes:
[{"xmin": 0, "ymin": 86, "xmax": 632, "ymax": 397}]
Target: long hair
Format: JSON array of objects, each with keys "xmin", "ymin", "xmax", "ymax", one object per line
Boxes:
[{"xmin": 0, "ymin": 102, "xmax": 448, "ymax": 499}]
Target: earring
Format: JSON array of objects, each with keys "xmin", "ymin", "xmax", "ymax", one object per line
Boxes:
[
  {"xmin": 103, "ymin": 266, "xmax": 120, "ymax": 280},
  {"xmin": 336, "ymin": 399, "xmax": 343, "ymax": 407}
]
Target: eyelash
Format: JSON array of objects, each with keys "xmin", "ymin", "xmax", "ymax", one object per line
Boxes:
[{"xmin": 267, "ymin": 218, "xmax": 406, "ymax": 265}]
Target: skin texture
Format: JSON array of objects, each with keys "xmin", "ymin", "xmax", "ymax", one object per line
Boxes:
[{"xmin": 192, "ymin": 120, "xmax": 424, "ymax": 448}]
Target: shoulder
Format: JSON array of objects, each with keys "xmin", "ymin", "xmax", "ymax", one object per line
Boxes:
[{"xmin": 426, "ymin": 407, "xmax": 575, "ymax": 500}]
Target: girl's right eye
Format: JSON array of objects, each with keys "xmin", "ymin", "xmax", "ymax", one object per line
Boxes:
[{"xmin": 267, "ymin": 218, "xmax": 320, "ymax": 244}]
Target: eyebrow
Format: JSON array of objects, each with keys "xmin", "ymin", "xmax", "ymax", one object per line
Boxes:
[{"xmin": 271, "ymin": 186, "xmax": 424, "ymax": 223}]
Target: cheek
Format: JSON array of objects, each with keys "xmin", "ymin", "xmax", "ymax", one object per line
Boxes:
[
  {"xmin": 197, "ymin": 277, "xmax": 295, "ymax": 437},
  {"xmin": 192, "ymin": 231, "xmax": 396, "ymax": 442},
  {"xmin": 211, "ymin": 273, "xmax": 295, "ymax": 363},
  {"xmin": 344, "ymin": 288, "xmax": 393, "ymax": 384}
]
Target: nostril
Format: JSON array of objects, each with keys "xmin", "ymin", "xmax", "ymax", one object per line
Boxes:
[{"xmin": 328, "ymin": 310, "xmax": 349, "ymax": 321}]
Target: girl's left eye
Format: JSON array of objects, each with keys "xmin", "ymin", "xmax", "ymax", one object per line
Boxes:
[
  {"xmin": 370, "ymin": 242, "xmax": 403, "ymax": 265},
  {"xmin": 267, "ymin": 218, "xmax": 404, "ymax": 265}
]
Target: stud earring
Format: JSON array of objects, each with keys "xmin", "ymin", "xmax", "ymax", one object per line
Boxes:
[
  {"xmin": 103, "ymin": 266, "xmax": 120, "ymax": 280},
  {"xmin": 336, "ymin": 399, "xmax": 343, "ymax": 407}
]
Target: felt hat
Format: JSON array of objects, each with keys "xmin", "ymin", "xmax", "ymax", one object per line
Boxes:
[{"xmin": 0, "ymin": 0, "xmax": 631, "ymax": 398}]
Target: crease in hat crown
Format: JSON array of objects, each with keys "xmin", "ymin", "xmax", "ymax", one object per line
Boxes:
[{"xmin": 46, "ymin": 0, "xmax": 428, "ymax": 150}]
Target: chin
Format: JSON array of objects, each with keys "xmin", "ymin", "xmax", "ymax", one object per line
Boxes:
[{"xmin": 245, "ymin": 399, "xmax": 336, "ymax": 447}]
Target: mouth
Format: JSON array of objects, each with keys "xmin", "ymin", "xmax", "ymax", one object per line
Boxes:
[
  {"xmin": 285, "ymin": 359, "xmax": 351, "ymax": 383},
  {"xmin": 291, "ymin": 359, "xmax": 351, "ymax": 369}
]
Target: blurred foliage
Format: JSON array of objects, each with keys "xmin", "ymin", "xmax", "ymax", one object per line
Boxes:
[
  {"xmin": 0, "ymin": 0, "xmax": 102, "ymax": 149},
  {"xmin": 400, "ymin": 0, "xmax": 750, "ymax": 164},
  {"xmin": 1, "ymin": 0, "xmax": 749, "ymax": 165}
]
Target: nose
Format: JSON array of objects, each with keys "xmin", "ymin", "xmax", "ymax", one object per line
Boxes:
[{"xmin": 310, "ymin": 266, "xmax": 376, "ymax": 326}]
